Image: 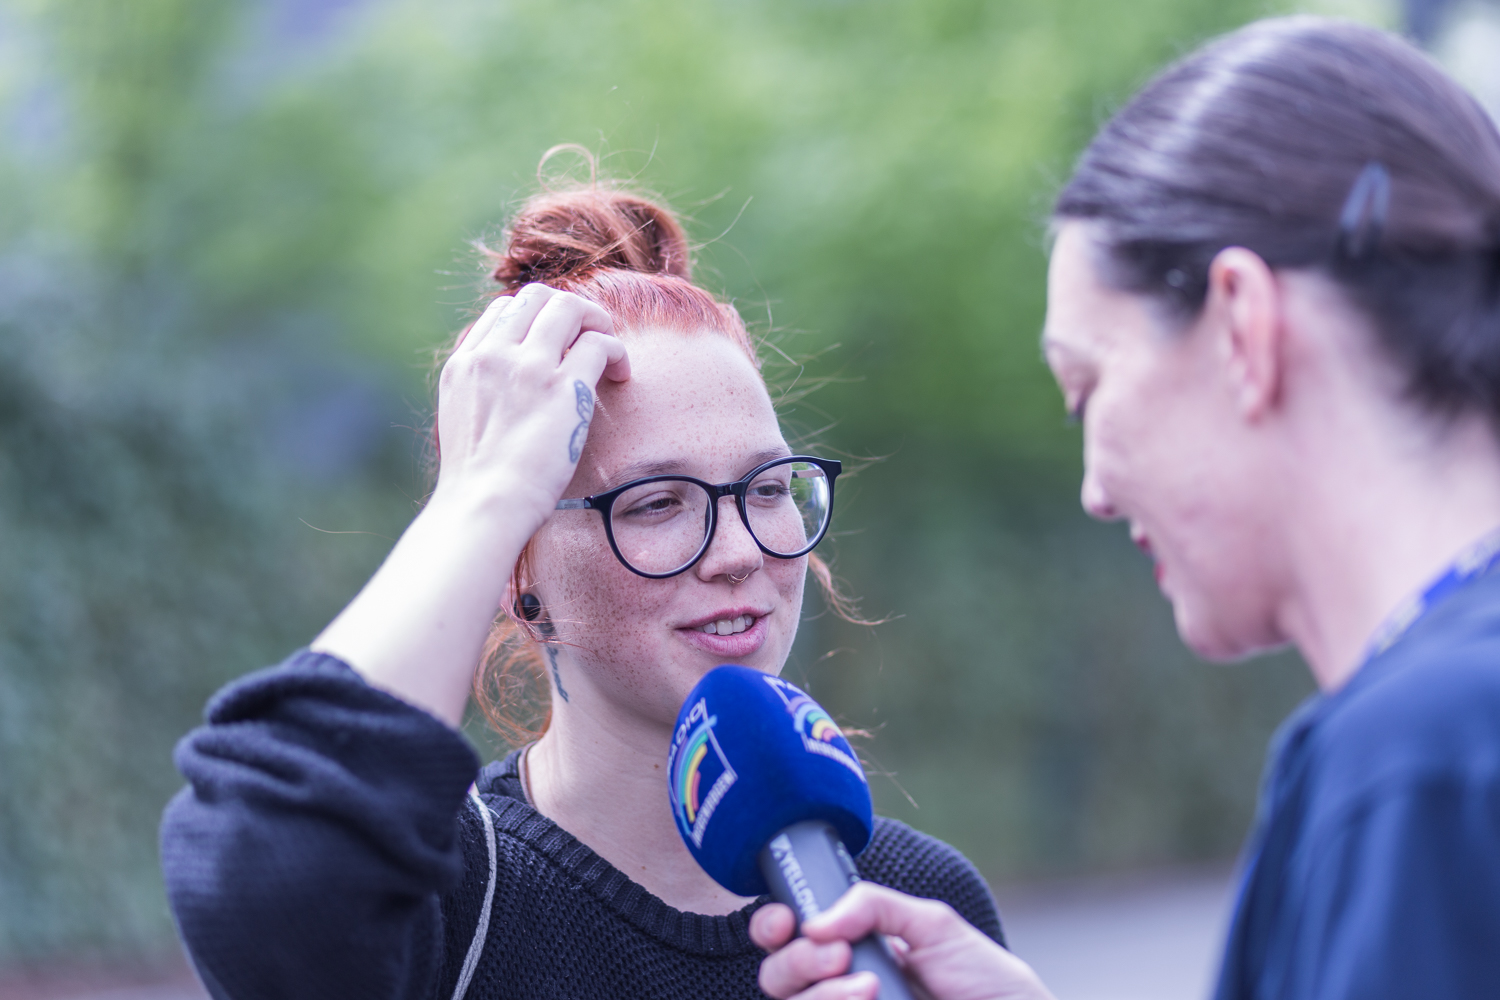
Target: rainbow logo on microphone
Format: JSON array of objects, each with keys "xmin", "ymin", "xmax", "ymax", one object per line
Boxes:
[
  {"xmin": 763, "ymin": 676, "xmax": 866, "ymax": 782},
  {"xmin": 669, "ymin": 698, "xmax": 738, "ymax": 847},
  {"xmin": 794, "ymin": 702, "xmax": 841, "ymax": 744}
]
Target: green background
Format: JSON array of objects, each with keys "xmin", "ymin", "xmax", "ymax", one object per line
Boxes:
[{"xmin": 1, "ymin": 0, "xmax": 1386, "ymax": 969}]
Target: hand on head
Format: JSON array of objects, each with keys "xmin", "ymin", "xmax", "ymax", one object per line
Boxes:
[
  {"xmin": 436, "ymin": 282, "xmax": 631, "ymax": 526},
  {"xmin": 750, "ymin": 882, "xmax": 1055, "ymax": 1000},
  {"xmin": 313, "ymin": 279, "xmax": 631, "ymax": 726}
]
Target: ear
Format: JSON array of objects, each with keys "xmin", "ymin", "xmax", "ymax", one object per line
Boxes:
[{"xmin": 1204, "ymin": 247, "xmax": 1285, "ymax": 421}]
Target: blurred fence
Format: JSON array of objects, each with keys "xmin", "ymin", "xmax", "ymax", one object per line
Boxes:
[{"xmin": 1, "ymin": 0, "xmax": 1335, "ymax": 968}]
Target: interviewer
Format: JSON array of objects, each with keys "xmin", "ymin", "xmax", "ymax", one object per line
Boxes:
[{"xmin": 753, "ymin": 16, "xmax": 1500, "ymax": 1000}]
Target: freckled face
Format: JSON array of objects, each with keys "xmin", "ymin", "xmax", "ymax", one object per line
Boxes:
[
  {"xmin": 1043, "ymin": 223, "xmax": 1283, "ymax": 659},
  {"xmin": 527, "ymin": 328, "xmax": 807, "ymax": 725}
]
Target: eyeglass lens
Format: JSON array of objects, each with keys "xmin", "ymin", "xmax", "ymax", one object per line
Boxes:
[{"xmin": 608, "ymin": 460, "xmax": 831, "ymax": 576}]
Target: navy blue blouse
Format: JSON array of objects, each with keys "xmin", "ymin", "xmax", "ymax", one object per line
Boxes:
[{"xmin": 1215, "ymin": 568, "xmax": 1500, "ymax": 999}]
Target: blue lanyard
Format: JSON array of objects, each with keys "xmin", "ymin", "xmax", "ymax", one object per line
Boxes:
[{"xmin": 1361, "ymin": 525, "xmax": 1500, "ymax": 666}]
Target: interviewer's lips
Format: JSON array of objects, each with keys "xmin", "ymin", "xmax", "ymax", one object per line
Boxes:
[
  {"xmin": 1130, "ymin": 527, "xmax": 1154, "ymax": 558},
  {"xmin": 1131, "ymin": 528, "xmax": 1166, "ymax": 586}
]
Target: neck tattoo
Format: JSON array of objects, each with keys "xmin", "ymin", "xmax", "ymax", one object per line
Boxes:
[{"xmin": 546, "ymin": 645, "xmax": 569, "ymax": 702}]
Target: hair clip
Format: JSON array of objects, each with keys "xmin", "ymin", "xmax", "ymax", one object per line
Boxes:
[{"xmin": 1338, "ymin": 161, "xmax": 1390, "ymax": 260}]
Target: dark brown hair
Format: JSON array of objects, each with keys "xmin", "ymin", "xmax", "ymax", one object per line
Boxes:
[
  {"xmin": 464, "ymin": 150, "xmax": 863, "ymax": 744},
  {"xmin": 1055, "ymin": 16, "xmax": 1500, "ymax": 423}
]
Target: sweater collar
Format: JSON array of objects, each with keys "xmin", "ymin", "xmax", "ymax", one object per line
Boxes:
[{"xmin": 476, "ymin": 749, "xmax": 766, "ymax": 956}]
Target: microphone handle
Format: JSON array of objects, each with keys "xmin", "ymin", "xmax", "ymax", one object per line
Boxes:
[{"xmin": 758, "ymin": 820, "xmax": 917, "ymax": 1000}]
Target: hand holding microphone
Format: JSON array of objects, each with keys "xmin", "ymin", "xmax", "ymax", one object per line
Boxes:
[
  {"xmin": 666, "ymin": 665, "xmax": 917, "ymax": 999},
  {"xmin": 751, "ymin": 882, "xmax": 1055, "ymax": 1000},
  {"xmin": 666, "ymin": 665, "xmax": 1054, "ymax": 1000}
]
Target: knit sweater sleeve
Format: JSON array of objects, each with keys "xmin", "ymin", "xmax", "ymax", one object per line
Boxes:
[{"xmin": 160, "ymin": 649, "xmax": 481, "ymax": 1000}]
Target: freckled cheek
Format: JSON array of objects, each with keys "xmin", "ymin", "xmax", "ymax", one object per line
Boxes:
[
  {"xmin": 532, "ymin": 525, "xmax": 670, "ymax": 651},
  {"xmin": 766, "ymin": 558, "xmax": 809, "ymax": 651},
  {"xmin": 557, "ymin": 566, "xmax": 683, "ymax": 707}
]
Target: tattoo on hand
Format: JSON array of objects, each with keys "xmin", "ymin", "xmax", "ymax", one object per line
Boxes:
[
  {"xmin": 545, "ymin": 646, "xmax": 570, "ymax": 702},
  {"xmin": 568, "ymin": 380, "xmax": 594, "ymax": 463}
]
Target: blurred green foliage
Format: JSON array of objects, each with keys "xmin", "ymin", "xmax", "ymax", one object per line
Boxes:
[{"xmin": 0, "ymin": 0, "xmax": 1321, "ymax": 967}]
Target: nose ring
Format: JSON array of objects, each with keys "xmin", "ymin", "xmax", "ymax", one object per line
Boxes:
[{"xmin": 728, "ymin": 571, "xmax": 750, "ymax": 584}]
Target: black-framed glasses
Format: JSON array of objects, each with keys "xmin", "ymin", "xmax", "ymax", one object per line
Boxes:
[{"xmin": 555, "ymin": 456, "xmax": 841, "ymax": 579}]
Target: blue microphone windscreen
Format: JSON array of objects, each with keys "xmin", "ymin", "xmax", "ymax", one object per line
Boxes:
[{"xmin": 667, "ymin": 665, "xmax": 872, "ymax": 896}]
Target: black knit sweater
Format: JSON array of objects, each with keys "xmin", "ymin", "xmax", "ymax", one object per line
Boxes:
[{"xmin": 162, "ymin": 650, "xmax": 1004, "ymax": 1000}]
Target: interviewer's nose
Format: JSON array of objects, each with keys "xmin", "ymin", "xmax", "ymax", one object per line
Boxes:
[
  {"xmin": 1081, "ymin": 467, "xmax": 1118, "ymax": 521},
  {"xmin": 695, "ymin": 495, "xmax": 764, "ymax": 583}
]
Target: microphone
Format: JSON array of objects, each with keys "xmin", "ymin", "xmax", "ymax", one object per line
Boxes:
[{"xmin": 667, "ymin": 665, "xmax": 916, "ymax": 1000}]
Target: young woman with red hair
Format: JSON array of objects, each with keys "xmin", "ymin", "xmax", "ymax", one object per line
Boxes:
[{"xmin": 160, "ymin": 169, "xmax": 1003, "ymax": 1000}]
